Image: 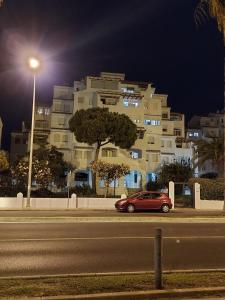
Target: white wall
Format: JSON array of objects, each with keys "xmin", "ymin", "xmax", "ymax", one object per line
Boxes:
[
  {"xmin": 0, "ymin": 196, "xmax": 117, "ymax": 210},
  {"xmin": 194, "ymin": 182, "xmax": 224, "ymax": 210}
]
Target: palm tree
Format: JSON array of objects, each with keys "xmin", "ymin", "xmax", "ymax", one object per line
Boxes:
[
  {"xmin": 194, "ymin": 137, "xmax": 224, "ymax": 177},
  {"xmin": 195, "ymin": 0, "xmax": 225, "ymax": 210},
  {"xmin": 195, "ymin": 0, "xmax": 225, "ymax": 33}
]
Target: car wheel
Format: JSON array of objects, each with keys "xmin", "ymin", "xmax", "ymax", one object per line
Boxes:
[
  {"xmin": 127, "ymin": 204, "xmax": 135, "ymax": 213},
  {"xmin": 161, "ymin": 204, "xmax": 170, "ymax": 213}
]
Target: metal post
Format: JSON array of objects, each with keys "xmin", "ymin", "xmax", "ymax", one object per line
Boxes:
[
  {"xmin": 26, "ymin": 74, "xmax": 36, "ymax": 208},
  {"xmin": 154, "ymin": 228, "xmax": 163, "ymax": 289}
]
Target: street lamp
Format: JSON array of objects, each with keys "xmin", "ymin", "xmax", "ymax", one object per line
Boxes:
[{"xmin": 26, "ymin": 56, "xmax": 40, "ymax": 208}]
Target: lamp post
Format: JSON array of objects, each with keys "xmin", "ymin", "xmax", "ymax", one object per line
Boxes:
[{"xmin": 26, "ymin": 57, "xmax": 40, "ymax": 208}]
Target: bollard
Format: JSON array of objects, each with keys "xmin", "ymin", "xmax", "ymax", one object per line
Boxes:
[{"xmin": 154, "ymin": 228, "xmax": 163, "ymax": 289}]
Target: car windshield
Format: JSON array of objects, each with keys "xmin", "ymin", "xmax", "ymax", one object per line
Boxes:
[{"xmin": 128, "ymin": 192, "xmax": 142, "ymax": 199}]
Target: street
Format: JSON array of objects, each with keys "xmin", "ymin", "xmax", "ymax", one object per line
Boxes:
[{"xmin": 0, "ymin": 222, "xmax": 225, "ymax": 277}]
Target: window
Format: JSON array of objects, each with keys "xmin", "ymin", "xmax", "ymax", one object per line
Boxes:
[
  {"xmin": 37, "ymin": 107, "xmax": 43, "ymax": 114},
  {"xmin": 144, "ymin": 119, "xmax": 160, "ymax": 125},
  {"xmin": 121, "ymin": 87, "xmax": 134, "ymax": 93},
  {"xmin": 193, "ymin": 132, "xmax": 199, "ymax": 137},
  {"xmin": 75, "ymin": 172, "xmax": 88, "ymax": 181},
  {"xmin": 44, "ymin": 108, "xmax": 50, "ymax": 115},
  {"xmin": 123, "ymin": 98, "xmax": 140, "ymax": 107},
  {"xmin": 137, "ymin": 130, "xmax": 145, "ymax": 139},
  {"xmin": 174, "ymin": 128, "xmax": 181, "ymax": 136},
  {"xmin": 134, "ymin": 173, "xmax": 138, "ymax": 183},
  {"xmin": 130, "ymin": 149, "xmax": 142, "ymax": 159},
  {"xmin": 54, "ymin": 134, "xmax": 60, "ymax": 142},
  {"xmin": 64, "ymin": 104, "xmax": 71, "ymax": 113},
  {"xmin": 54, "ymin": 103, "xmax": 63, "ymax": 112},
  {"xmin": 102, "ymin": 148, "xmax": 117, "ymax": 157},
  {"xmin": 58, "ymin": 117, "xmax": 65, "ymax": 125},
  {"xmin": 101, "ymin": 97, "xmax": 117, "ymax": 105},
  {"xmin": 162, "ymin": 126, "xmax": 167, "ymax": 132},
  {"xmin": 162, "ymin": 113, "xmax": 168, "ymax": 119},
  {"xmin": 62, "ymin": 135, "xmax": 68, "ymax": 143},
  {"xmin": 149, "ymin": 136, "xmax": 155, "ymax": 144},
  {"xmin": 74, "ymin": 150, "xmax": 82, "ymax": 159},
  {"xmin": 134, "ymin": 119, "xmax": 140, "ymax": 123},
  {"xmin": 84, "ymin": 151, "xmax": 92, "ymax": 160}
]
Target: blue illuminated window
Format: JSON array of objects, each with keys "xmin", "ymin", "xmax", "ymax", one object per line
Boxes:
[{"xmin": 144, "ymin": 120, "xmax": 160, "ymax": 125}]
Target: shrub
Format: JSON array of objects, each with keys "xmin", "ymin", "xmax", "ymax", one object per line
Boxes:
[{"xmin": 188, "ymin": 178, "xmax": 224, "ymax": 200}]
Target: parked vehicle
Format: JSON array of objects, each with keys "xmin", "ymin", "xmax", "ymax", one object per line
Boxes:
[{"xmin": 115, "ymin": 191, "xmax": 172, "ymax": 213}]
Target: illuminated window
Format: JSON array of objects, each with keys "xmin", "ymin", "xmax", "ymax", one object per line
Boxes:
[
  {"xmin": 123, "ymin": 98, "xmax": 140, "ymax": 107},
  {"xmin": 130, "ymin": 149, "xmax": 142, "ymax": 159},
  {"xmin": 194, "ymin": 132, "xmax": 199, "ymax": 137},
  {"xmin": 121, "ymin": 87, "xmax": 134, "ymax": 93},
  {"xmin": 144, "ymin": 120, "xmax": 160, "ymax": 125}
]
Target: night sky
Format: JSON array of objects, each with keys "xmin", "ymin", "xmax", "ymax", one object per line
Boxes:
[{"xmin": 0, "ymin": 0, "xmax": 224, "ymax": 150}]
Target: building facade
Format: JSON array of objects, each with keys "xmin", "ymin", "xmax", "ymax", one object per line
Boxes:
[
  {"xmin": 49, "ymin": 72, "xmax": 190, "ymax": 194},
  {"xmin": 187, "ymin": 110, "xmax": 224, "ymax": 177}
]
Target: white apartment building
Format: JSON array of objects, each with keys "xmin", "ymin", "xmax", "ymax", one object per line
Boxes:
[
  {"xmin": 0, "ymin": 117, "xmax": 2, "ymax": 149},
  {"xmin": 187, "ymin": 110, "xmax": 224, "ymax": 177},
  {"xmin": 49, "ymin": 72, "xmax": 190, "ymax": 194}
]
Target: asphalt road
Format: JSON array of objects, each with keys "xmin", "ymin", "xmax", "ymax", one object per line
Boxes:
[
  {"xmin": 0, "ymin": 208, "xmax": 224, "ymax": 218},
  {"xmin": 0, "ymin": 222, "xmax": 225, "ymax": 277}
]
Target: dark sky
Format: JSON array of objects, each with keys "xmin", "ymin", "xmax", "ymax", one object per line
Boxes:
[{"xmin": 0, "ymin": 0, "xmax": 224, "ymax": 150}]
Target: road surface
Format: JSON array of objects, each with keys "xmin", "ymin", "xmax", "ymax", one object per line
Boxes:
[{"xmin": 0, "ymin": 222, "xmax": 225, "ymax": 277}]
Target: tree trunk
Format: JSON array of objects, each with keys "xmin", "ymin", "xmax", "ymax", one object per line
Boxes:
[{"xmin": 92, "ymin": 146, "xmax": 100, "ymax": 194}]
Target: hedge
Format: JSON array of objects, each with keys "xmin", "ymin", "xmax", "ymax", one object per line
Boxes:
[{"xmin": 188, "ymin": 178, "xmax": 224, "ymax": 200}]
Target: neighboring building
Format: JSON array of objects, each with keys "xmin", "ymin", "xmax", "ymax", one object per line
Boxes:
[
  {"xmin": 10, "ymin": 104, "xmax": 51, "ymax": 163},
  {"xmin": 48, "ymin": 85, "xmax": 74, "ymax": 162},
  {"xmin": 10, "ymin": 122, "xmax": 29, "ymax": 164},
  {"xmin": 0, "ymin": 117, "xmax": 2, "ymax": 149},
  {"xmin": 187, "ymin": 110, "xmax": 224, "ymax": 177},
  {"xmin": 49, "ymin": 72, "xmax": 188, "ymax": 194}
]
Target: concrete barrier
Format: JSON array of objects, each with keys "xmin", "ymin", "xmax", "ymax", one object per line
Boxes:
[{"xmin": 0, "ymin": 196, "xmax": 118, "ymax": 210}]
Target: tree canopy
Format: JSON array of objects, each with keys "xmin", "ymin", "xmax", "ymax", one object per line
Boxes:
[
  {"xmin": 194, "ymin": 138, "xmax": 223, "ymax": 176},
  {"xmin": 92, "ymin": 160, "xmax": 130, "ymax": 196},
  {"xmin": 69, "ymin": 107, "xmax": 137, "ymax": 151},
  {"xmin": 11, "ymin": 146, "xmax": 71, "ymax": 189},
  {"xmin": 158, "ymin": 163, "xmax": 193, "ymax": 185},
  {"xmin": 0, "ymin": 150, "xmax": 9, "ymax": 173},
  {"xmin": 195, "ymin": 0, "xmax": 224, "ymax": 33},
  {"xmin": 69, "ymin": 107, "xmax": 137, "ymax": 193}
]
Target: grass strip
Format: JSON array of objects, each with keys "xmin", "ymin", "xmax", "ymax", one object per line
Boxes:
[{"xmin": 0, "ymin": 272, "xmax": 225, "ymax": 298}]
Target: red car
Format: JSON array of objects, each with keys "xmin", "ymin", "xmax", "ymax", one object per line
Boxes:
[{"xmin": 115, "ymin": 191, "xmax": 172, "ymax": 213}]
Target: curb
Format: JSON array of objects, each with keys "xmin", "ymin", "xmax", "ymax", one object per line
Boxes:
[
  {"xmin": 1, "ymin": 268, "xmax": 225, "ymax": 280},
  {"xmin": 3, "ymin": 287, "xmax": 225, "ymax": 300}
]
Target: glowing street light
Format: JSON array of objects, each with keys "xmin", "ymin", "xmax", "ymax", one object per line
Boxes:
[
  {"xmin": 28, "ymin": 57, "xmax": 40, "ymax": 70},
  {"xmin": 26, "ymin": 56, "xmax": 41, "ymax": 208}
]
